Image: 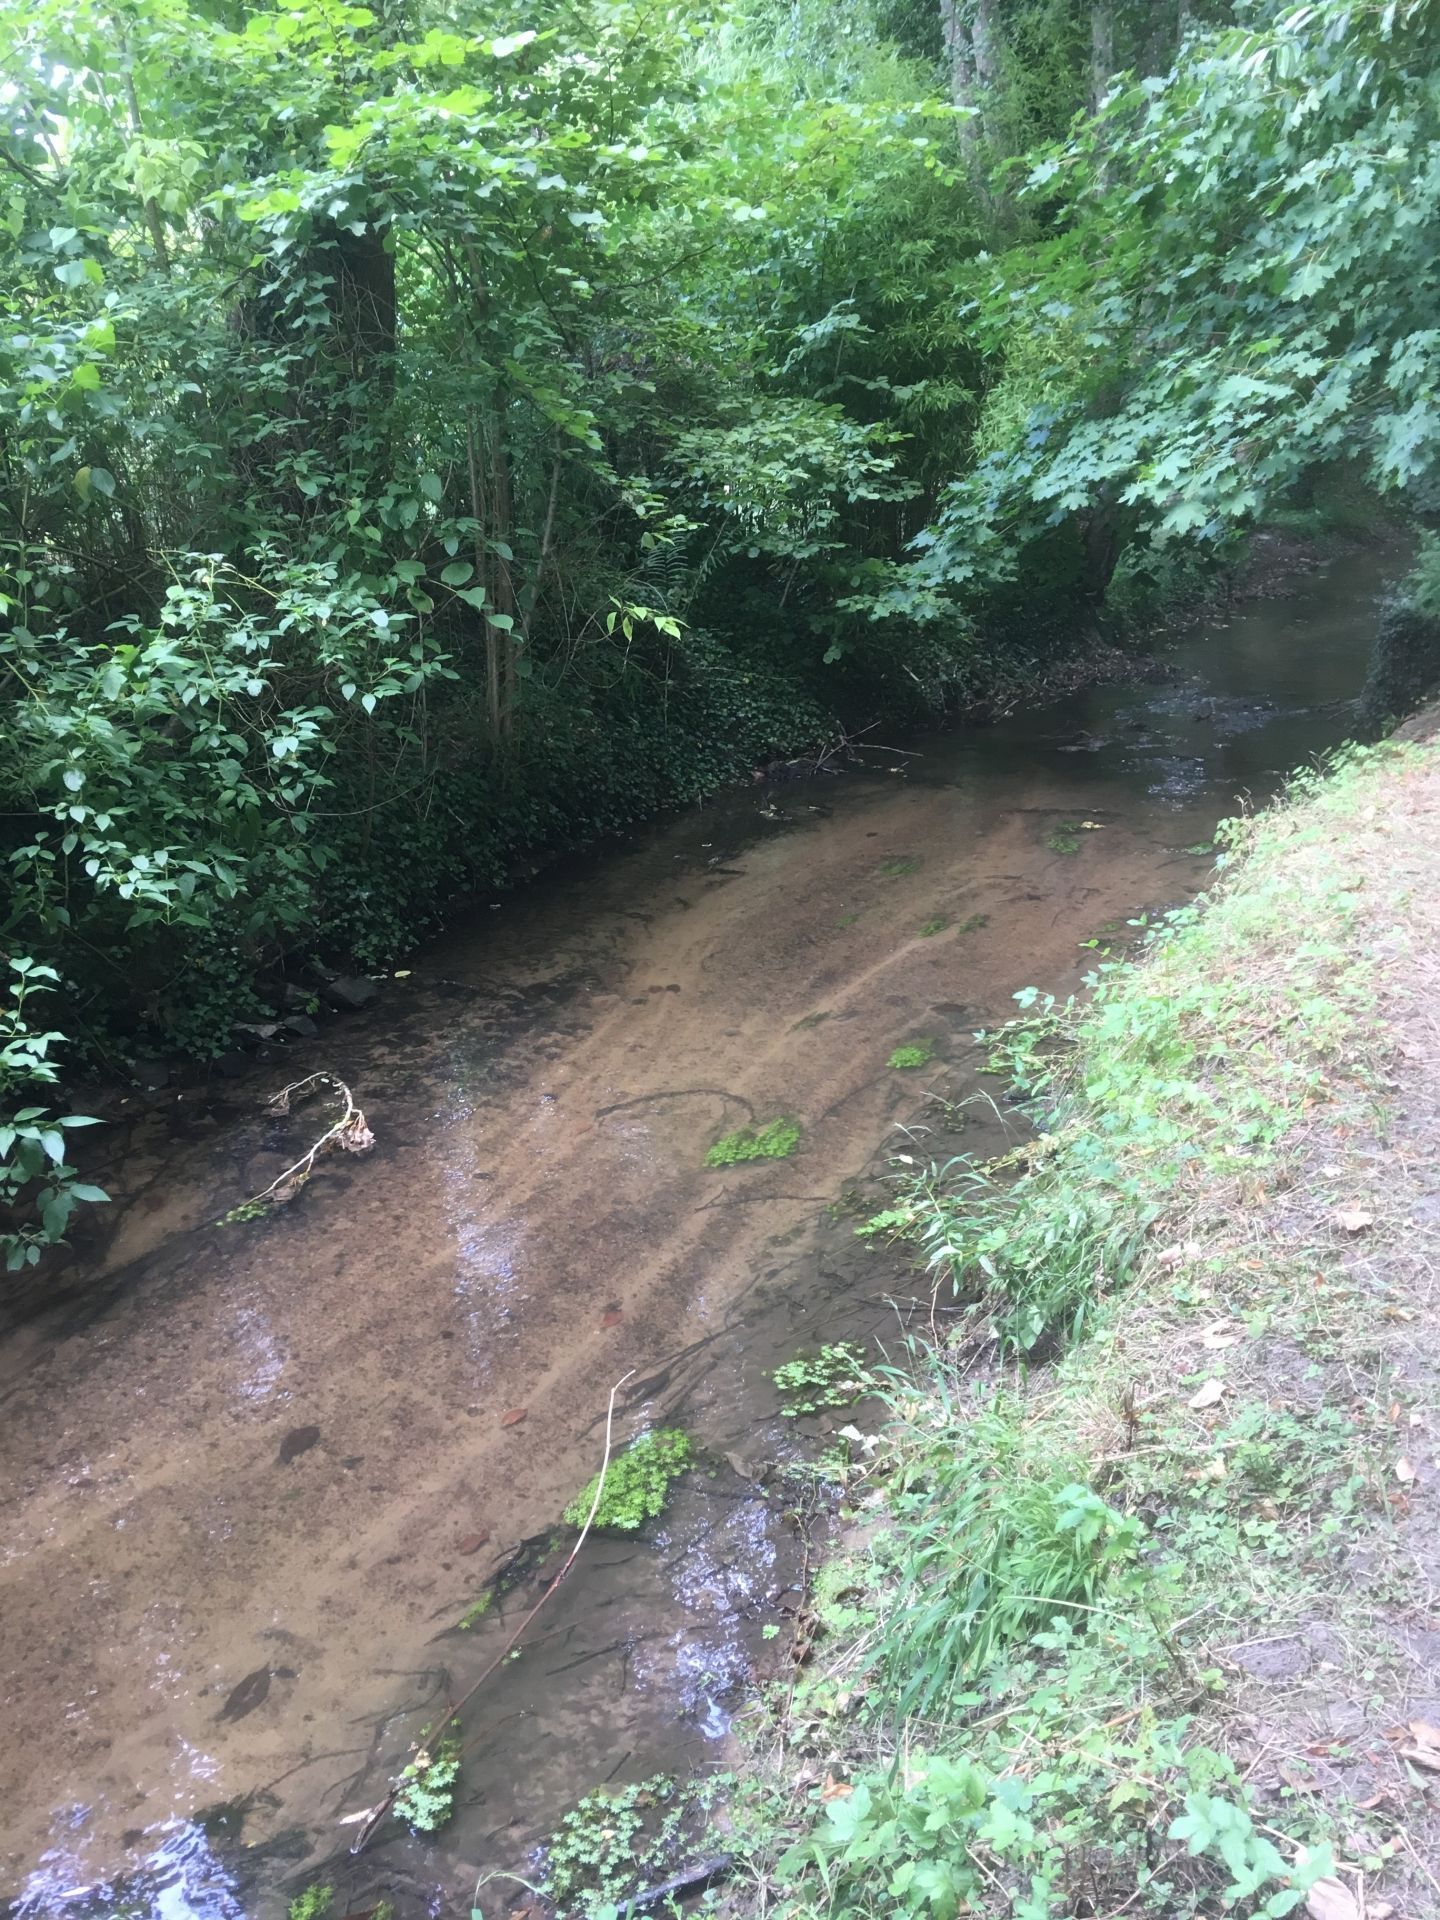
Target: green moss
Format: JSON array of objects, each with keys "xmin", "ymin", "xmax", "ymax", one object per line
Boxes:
[
  {"xmin": 958, "ymin": 912, "xmax": 990, "ymax": 935},
  {"xmin": 565, "ymin": 1429, "xmax": 693, "ymax": 1531},
  {"xmin": 889, "ymin": 1039, "xmax": 936, "ymax": 1069},
  {"xmin": 705, "ymin": 1117, "xmax": 800, "ymax": 1165},
  {"xmin": 879, "ymin": 855, "xmax": 921, "ymax": 877},
  {"xmin": 793, "ymin": 1010, "xmax": 831, "ymax": 1030},
  {"xmin": 917, "ymin": 916, "xmax": 951, "ymax": 937},
  {"xmin": 836, "ymin": 911, "xmax": 861, "ymax": 928}
]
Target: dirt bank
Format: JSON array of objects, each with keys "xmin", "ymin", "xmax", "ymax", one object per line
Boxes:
[{"xmin": 744, "ymin": 733, "xmax": 1440, "ymax": 1919}]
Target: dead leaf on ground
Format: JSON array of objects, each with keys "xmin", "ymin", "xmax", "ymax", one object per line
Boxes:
[
  {"xmin": 1305, "ymin": 1876, "xmax": 1360, "ymax": 1920},
  {"xmin": 337, "ymin": 1110, "xmax": 375, "ymax": 1154},
  {"xmin": 1333, "ymin": 1208, "xmax": 1374, "ymax": 1233},
  {"xmin": 819, "ymin": 1773, "xmax": 852, "ymax": 1801},
  {"xmin": 1408, "ymin": 1718, "xmax": 1440, "ymax": 1749},
  {"xmin": 1399, "ymin": 1744, "xmax": 1440, "ymax": 1773},
  {"xmin": 500, "ymin": 1407, "xmax": 527, "ymax": 1428},
  {"xmin": 600, "ymin": 1309, "xmax": 623, "ymax": 1328},
  {"xmin": 457, "ymin": 1531, "xmax": 490, "ymax": 1554},
  {"xmin": 1395, "ymin": 1456, "xmax": 1417, "ymax": 1484},
  {"xmin": 1188, "ymin": 1377, "xmax": 1226, "ymax": 1410},
  {"xmin": 1201, "ymin": 1320, "xmax": 1241, "ymax": 1349}
]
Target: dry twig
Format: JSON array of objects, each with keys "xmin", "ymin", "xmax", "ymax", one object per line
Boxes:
[
  {"xmin": 220, "ymin": 1072, "xmax": 374, "ymax": 1222},
  {"xmin": 345, "ymin": 1369, "xmax": 635, "ymax": 1853}
]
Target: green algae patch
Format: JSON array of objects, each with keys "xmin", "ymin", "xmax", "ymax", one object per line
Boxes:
[
  {"xmin": 889, "ymin": 1039, "xmax": 936, "ymax": 1069},
  {"xmin": 705, "ymin": 1117, "xmax": 800, "ymax": 1165},
  {"xmin": 565, "ymin": 1429, "xmax": 693, "ymax": 1531}
]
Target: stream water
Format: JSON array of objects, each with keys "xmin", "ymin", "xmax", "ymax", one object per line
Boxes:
[{"xmin": 0, "ymin": 539, "xmax": 1396, "ymax": 1920}]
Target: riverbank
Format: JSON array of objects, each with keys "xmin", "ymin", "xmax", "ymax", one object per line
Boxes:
[
  {"xmin": 729, "ymin": 721, "xmax": 1440, "ymax": 1919},
  {"xmin": 0, "ymin": 543, "xmax": 1394, "ymax": 1920}
]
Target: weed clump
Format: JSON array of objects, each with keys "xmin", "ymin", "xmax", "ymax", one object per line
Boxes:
[
  {"xmin": 917, "ymin": 916, "xmax": 950, "ymax": 937},
  {"xmin": 705, "ymin": 1117, "xmax": 800, "ymax": 1165},
  {"xmin": 392, "ymin": 1736, "xmax": 461, "ymax": 1833},
  {"xmin": 287, "ymin": 1888, "xmax": 332, "ymax": 1920},
  {"xmin": 773, "ymin": 1342, "xmax": 871, "ymax": 1417},
  {"xmin": 545, "ymin": 1776, "xmax": 724, "ymax": 1919},
  {"xmin": 888, "ymin": 1038, "xmax": 935, "ymax": 1069},
  {"xmin": 564, "ymin": 1428, "xmax": 693, "ymax": 1530}
]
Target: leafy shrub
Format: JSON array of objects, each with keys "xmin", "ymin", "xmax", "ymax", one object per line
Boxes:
[
  {"xmin": 0, "ymin": 958, "xmax": 106, "ymax": 1270},
  {"xmin": 880, "ymin": 1396, "xmax": 1145, "ymax": 1716},
  {"xmin": 778, "ymin": 1755, "xmax": 1056, "ymax": 1920},
  {"xmin": 704, "ymin": 1118, "xmax": 800, "ymax": 1166},
  {"xmin": 564, "ymin": 1429, "xmax": 693, "ymax": 1531}
]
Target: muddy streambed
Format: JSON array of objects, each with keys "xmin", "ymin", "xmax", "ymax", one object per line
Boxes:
[{"xmin": 0, "ymin": 542, "xmax": 1394, "ymax": 1918}]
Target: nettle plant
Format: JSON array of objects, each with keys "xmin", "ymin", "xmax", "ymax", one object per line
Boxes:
[{"xmin": 0, "ymin": 958, "xmax": 106, "ymax": 1269}]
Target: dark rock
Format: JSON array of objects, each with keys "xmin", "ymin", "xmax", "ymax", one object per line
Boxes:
[
  {"xmin": 278, "ymin": 1424, "xmax": 321, "ymax": 1464},
  {"xmin": 216, "ymin": 1667, "xmax": 271, "ymax": 1722},
  {"xmin": 131, "ymin": 1057, "xmax": 169, "ymax": 1091},
  {"xmin": 320, "ymin": 973, "xmax": 378, "ymax": 1011},
  {"xmin": 281, "ymin": 1014, "xmax": 318, "ymax": 1039},
  {"xmin": 215, "ymin": 1049, "xmax": 250, "ymax": 1078}
]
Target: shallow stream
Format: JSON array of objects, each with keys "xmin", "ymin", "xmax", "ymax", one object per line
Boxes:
[{"xmin": 0, "ymin": 540, "xmax": 1395, "ymax": 1918}]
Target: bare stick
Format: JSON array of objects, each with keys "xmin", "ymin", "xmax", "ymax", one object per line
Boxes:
[
  {"xmin": 221, "ymin": 1073, "xmax": 373, "ymax": 1221},
  {"xmin": 346, "ymin": 1369, "xmax": 635, "ymax": 1853}
]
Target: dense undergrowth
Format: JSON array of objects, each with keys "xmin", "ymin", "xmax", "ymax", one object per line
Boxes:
[{"xmin": 717, "ymin": 739, "xmax": 1440, "ymax": 1919}]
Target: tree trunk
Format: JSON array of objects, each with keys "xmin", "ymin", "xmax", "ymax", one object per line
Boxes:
[
  {"xmin": 490, "ymin": 400, "xmax": 517, "ymax": 738},
  {"xmin": 1091, "ymin": 2, "xmax": 1115, "ymax": 111},
  {"xmin": 939, "ymin": 0, "xmax": 978, "ymax": 134},
  {"xmin": 939, "ymin": 0, "xmax": 1000, "ymax": 149}
]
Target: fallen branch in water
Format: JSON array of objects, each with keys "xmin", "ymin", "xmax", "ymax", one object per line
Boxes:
[
  {"xmin": 219, "ymin": 1072, "xmax": 373, "ymax": 1224},
  {"xmin": 345, "ymin": 1368, "xmax": 635, "ymax": 1854},
  {"xmin": 620, "ymin": 1853, "xmax": 733, "ymax": 1916}
]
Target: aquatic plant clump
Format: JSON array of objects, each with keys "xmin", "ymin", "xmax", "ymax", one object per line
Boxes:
[
  {"xmin": 889, "ymin": 1039, "xmax": 936, "ymax": 1069},
  {"xmin": 564, "ymin": 1428, "xmax": 693, "ymax": 1531},
  {"xmin": 704, "ymin": 1117, "xmax": 800, "ymax": 1166},
  {"xmin": 392, "ymin": 1736, "xmax": 461, "ymax": 1834},
  {"xmin": 773, "ymin": 1342, "xmax": 872, "ymax": 1416}
]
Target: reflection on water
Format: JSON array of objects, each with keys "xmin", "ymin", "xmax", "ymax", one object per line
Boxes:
[{"xmin": 16, "ymin": 1818, "xmax": 243, "ymax": 1920}]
